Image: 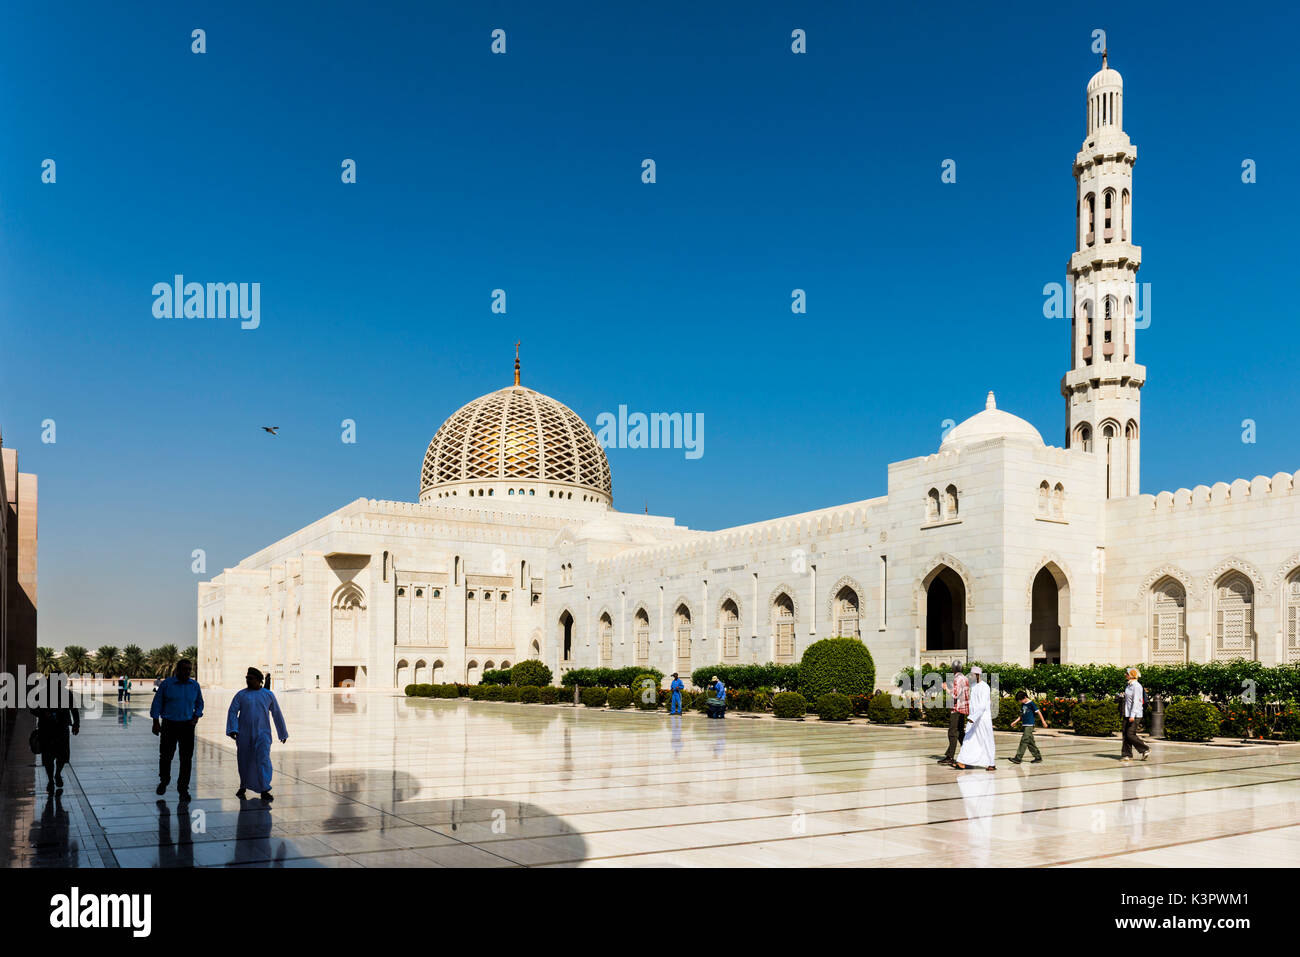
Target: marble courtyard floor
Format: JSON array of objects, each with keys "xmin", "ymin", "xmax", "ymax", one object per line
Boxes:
[{"xmin": 3, "ymin": 691, "xmax": 1299, "ymax": 868}]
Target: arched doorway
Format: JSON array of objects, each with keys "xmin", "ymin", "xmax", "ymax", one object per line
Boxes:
[
  {"xmin": 1029, "ymin": 565, "xmax": 1068, "ymax": 664},
  {"xmin": 559, "ymin": 611, "xmax": 574, "ymax": 663},
  {"xmin": 923, "ymin": 566, "xmax": 967, "ymax": 653}
]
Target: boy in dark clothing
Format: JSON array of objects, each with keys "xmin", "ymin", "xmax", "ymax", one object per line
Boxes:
[{"xmin": 1008, "ymin": 691, "xmax": 1048, "ymax": 764}]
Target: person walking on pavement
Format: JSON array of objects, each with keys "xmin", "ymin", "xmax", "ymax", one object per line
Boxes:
[
  {"xmin": 938, "ymin": 662, "xmax": 969, "ymax": 766},
  {"xmin": 1120, "ymin": 667, "xmax": 1151, "ymax": 763},
  {"xmin": 150, "ymin": 659, "xmax": 204, "ymax": 801}
]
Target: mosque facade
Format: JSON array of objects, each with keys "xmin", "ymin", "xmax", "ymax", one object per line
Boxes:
[{"xmin": 197, "ymin": 58, "xmax": 1300, "ymax": 690}]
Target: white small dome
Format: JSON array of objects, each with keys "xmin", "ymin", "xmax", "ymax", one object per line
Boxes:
[
  {"xmin": 1087, "ymin": 53, "xmax": 1122, "ymax": 92},
  {"xmin": 940, "ymin": 392, "xmax": 1044, "ymax": 451}
]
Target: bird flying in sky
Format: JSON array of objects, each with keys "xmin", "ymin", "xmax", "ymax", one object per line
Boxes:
[{"xmin": 262, "ymin": 426, "xmax": 279, "ymax": 435}]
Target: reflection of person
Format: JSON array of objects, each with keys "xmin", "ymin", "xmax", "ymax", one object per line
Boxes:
[
  {"xmin": 1008, "ymin": 691, "xmax": 1047, "ymax": 764},
  {"xmin": 29, "ymin": 675, "xmax": 80, "ymax": 791},
  {"xmin": 150, "ymin": 659, "xmax": 204, "ymax": 801},
  {"xmin": 938, "ymin": 663, "xmax": 969, "ymax": 767},
  {"xmin": 953, "ymin": 666, "xmax": 995, "ymax": 771},
  {"xmin": 669, "ymin": 673, "xmax": 684, "ymax": 715},
  {"xmin": 1120, "ymin": 668, "xmax": 1150, "ymax": 763},
  {"xmin": 226, "ymin": 667, "xmax": 289, "ymax": 801}
]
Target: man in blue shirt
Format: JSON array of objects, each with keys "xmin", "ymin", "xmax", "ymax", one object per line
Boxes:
[
  {"xmin": 150, "ymin": 658, "xmax": 205, "ymax": 801},
  {"xmin": 1007, "ymin": 690, "xmax": 1048, "ymax": 764},
  {"xmin": 668, "ymin": 673, "xmax": 684, "ymax": 715}
]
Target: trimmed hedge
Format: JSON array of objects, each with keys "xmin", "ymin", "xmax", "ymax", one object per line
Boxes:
[
  {"xmin": 798, "ymin": 638, "xmax": 876, "ymax": 700},
  {"xmin": 539, "ymin": 685, "xmax": 561, "ymax": 705},
  {"xmin": 691, "ymin": 664, "xmax": 799, "ymax": 691},
  {"xmin": 631, "ymin": 673, "xmax": 662, "ymax": 710},
  {"xmin": 773, "ymin": 691, "xmax": 807, "ymax": 719},
  {"xmin": 866, "ymin": 691, "xmax": 907, "ymax": 724},
  {"xmin": 518, "ymin": 685, "xmax": 541, "ymax": 703},
  {"xmin": 1164, "ymin": 699, "xmax": 1221, "ymax": 741},
  {"xmin": 498, "ymin": 684, "xmax": 521, "ymax": 702},
  {"xmin": 607, "ymin": 687, "xmax": 632, "ymax": 709},
  {"xmin": 897, "ymin": 660, "xmax": 1300, "ymax": 704},
  {"xmin": 510, "ymin": 660, "xmax": 553, "ymax": 687},
  {"xmin": 1072, "ymin": 699, "xmax": 1122, "ymax": 736},
  {"xmin": 562, "ymin": 667, "xmax": 663, "ymax": 689},
  {"xmin": 580, "ymin": 686, "xmax": 609, "ymax": 708},
  {"xmin": 815, "ymin": 692, "xmax": 852, "ymax": 721}
]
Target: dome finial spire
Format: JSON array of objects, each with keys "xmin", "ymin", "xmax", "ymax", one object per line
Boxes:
[
  {"xmin": 1102, "ymin": 46, "xmax": 1108, "ymax": 70},
  {"xmin": 986, "ymin": 391, "xmax": 996, "ymax": 410},
  {"xmin": 514, "ymin": 341, "xmax": 521, "ymax": 386}
]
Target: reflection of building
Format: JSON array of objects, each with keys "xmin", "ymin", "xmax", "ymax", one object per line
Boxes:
[
  {"xmin": 2, "ymin": 431, "xmax": 39, "ymax": 755},
  {"xmin": 198, "ymin": 57, "xmax": 1300, "ymax": 690}
]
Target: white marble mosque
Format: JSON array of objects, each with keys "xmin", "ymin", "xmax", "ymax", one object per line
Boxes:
[{"xmin": 197, "ymin": 56, "xmax": 1300, "ymax": 691}]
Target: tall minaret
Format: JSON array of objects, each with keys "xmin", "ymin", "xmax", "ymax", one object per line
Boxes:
[{"xmin": 1062, "ymin": 50, "xmax": 1145, "ymax": 498}]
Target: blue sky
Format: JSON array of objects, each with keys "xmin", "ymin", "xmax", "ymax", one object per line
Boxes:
[{"xmin": 2, "ymin": 1, "xmax": 1297, "ymax": 650}]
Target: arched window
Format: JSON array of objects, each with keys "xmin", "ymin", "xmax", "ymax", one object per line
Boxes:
[
  {"xmin": 1102, "ymin": 421, "xmax": 1118, "ymax": 498},
  {"xmin": 1082, "ymin": 300, "xmax": 1094, "ymax": 365},
  {"xmin": 944, "ymin": 484, "xmax": 958, "ymax": 518},
  {"xmin": 1038, "ymin": 481, "xmax": 1050, "ymax": 514},
  {"xmin": 432, "ymin": 659, "xmax": 445, "ymax": 683},
  {"xmin": 1121, "ymin": 189, "xmax": 1130, "ymax": 241},
  {"xmin": 396, "ymin": 659, "xmax": 410, "ymax": 688},
  {"xmin": 634, "ymin": 609, "xmax": 650, "ymax": 662},
  {"xmin": 559, "ymin": 610, "xmax": 574, "ymax": 663},
  {"xmin": 500, "ymin": 660, "xmax": 510, "ymax": 669},
  {"xmin": 720, "ymin": 599, "xmax": 740, "ymax": 658},
  {"xmin": 466, "ymin": 660, "xmax": 480, "ymax": 684},
  {"xmin": 1149, "ymin": 578, "xmax": 1187, "ymax": 663},
  {"xmin": 1076, "ymin": 423, "xmax": 1093, "ymax": 453},
  {"xmin": 1215, "ymin": 573, "xmax": 1255, "ymax": 660},
  {"xmin": 484, "ymin": 660, "xmax": 495, "ymax": 673},
  {"xmin": 599, "ymin": 613, "xmax": 613, "ymax": 664},
  {"xmin": 414, "ymin": 659, "xmax": 428, "ymax": 683},
  {"xmin": 1103, "ymin": 189, "xmax": 1115, "ymax": 242},
  {"xmin": 773, "ymin": 593, "xmax": 795, "ymax": 659},
  {"xmin": 1103, "ymin": 297, "xmax": 1116, "ymax": 360},
  {"xmin": 1084, "ymin": 193, "xmax": 1096, "ymax": 246},
  {"xmin": 674, "ymin": 605, "xmax": 692, "ymax": 665},
  {"xmin": 1286, "ymin": 570, "xmax": 1300, "ymax": 663},
  {"xmin": 835, "ymin": 586, "xmax": 859, "ymax": 638},
  {"xmin": 1052, "ymin": 483, "xmax": 1065, "ymax": 518},
  {"xmin": 926, "ymin": 488, "xmax": 940, "ymax": 522}
]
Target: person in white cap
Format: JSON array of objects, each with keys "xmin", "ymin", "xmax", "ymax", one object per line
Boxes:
[{"xmin": 953, "ymin": 666, "xmax": 996, "ymax": 771}]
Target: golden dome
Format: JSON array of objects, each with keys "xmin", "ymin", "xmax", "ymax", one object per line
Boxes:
[{"xmin": 419, "ymin": 382, "xmax": 612, "ymax": 504}]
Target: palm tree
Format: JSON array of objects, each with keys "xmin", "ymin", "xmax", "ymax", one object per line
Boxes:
[
  {"xmin": 36, "ymin": 647, "xmax": 58, "ymax": 675},
  {"xmin": 147, "ymin": 644, "xmax": 180, "ymax": 677},
  {"xmin": 93, "ymin": 645, "xmax": 121, "ymax": 677},
  {"xmin": 181, "ymin": 645, "xmax": 198, "ymax": 665},
  {"xmin": 121, "ymin": 645, "xmax": 147, "ymax": 677},
  {"xmin": 61, "ymin": 645, "xmax": 91, "ymax": 675}
]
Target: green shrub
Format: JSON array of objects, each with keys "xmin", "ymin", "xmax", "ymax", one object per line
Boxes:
[
  {"xmin": 481, "ymin": 669, "xmax": 512, "ymax": 686},
  {"xmin": 866, "ymin": 690, "xmax": 907, "ymax": 724},
  {"xmin": 1164, "ymin": 699, "xmax": 1221, "ymax": 742},
  {"xmin": 992, "ymin": 696, "xmax": 1019, "ymax": 731},
  {"xmin": 691, "ymin": 664, "xmax": 799, "ymax": 691},
  {"xmin": 518, "ymin": 685, "xmax": 540, "ymax": 703},
  {"xmin": 481, "ymin": 684, "xmax": 504, "ymax": 701},
  {"xmin": 607, "ymin": 687, "xmax": 632, "ymax": 709},
  {"xmin": 403, "ymin": 684, "xmax": 417, "ymax": 697},
  {"xmin": 1071, "ymin": 699, "xmax": 1121, "ymax": 736},
  {"xmin": 538, "ymin": 685, "xmax": 560, "ymax": 705},
  {"xmin": 466, "ymin": 684, "xmax": 485, "ymax": 700},
  {"xmin": 510, "ymin": 659, "xmax": 553, "ymax": 687},
  {"xmin": 923, "ymin": 704, "xmax": 952, "ymax": 727},
  {"xmin": 581, "ymin": 686, "xmax": 609, "ymax": 708},
  {"xmin": 815, "ymin": 692, "xmax": 852, "ymax": 721},
  {"xmin": 773, "ymin": 691, "xmax": 806, "ymax": 718},
  {"xmin": 798, "ymin": 638, "xmax": 876, "ymax": 700},
  {"xmin": 499, "ymin": 684, "xmax": 521, "ymax": 702},
  {"xmin": 631, "ymin": 673, "xmax": 662, "ymax": 710}
]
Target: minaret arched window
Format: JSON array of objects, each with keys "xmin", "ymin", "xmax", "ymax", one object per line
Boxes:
[
  {"xmin": 1121, "ymin": 189, "xmax": 1130, "ymax": 241},
  {"xmin": 1103, "ymin": 296, "xmax": 1116, "ymax": 360},
  {"xmin": 926, "ymin": 488, "xmax": 941, "ymax": 522},
  {"xmin": 1084, "ymin": 194, "xmax": 1096, "ymax": 247},
  {"xmin": 1123, "ymin": 295, "xmax": 1133, "ymax": 359},
  {"xmin": 1075, "ymin": 423, "xmax": 1093, "ymax": 453},
  {"xmin": 1081, "ymin": 300, "xmax": 1094, "ymax": 365},
  {"xmin": 1102, "ymin": 422, "xmax": 1118, "ymax": 498},
  {"xmin": 1052, "ymin": 483, "xmax": 1065, "ymax": 518},
  {"xmin": 1103, "ymin": 190, "xmax": 1115, "ymax": 242}
]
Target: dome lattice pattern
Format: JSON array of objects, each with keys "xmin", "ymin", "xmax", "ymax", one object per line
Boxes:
[{"xmin": 420, "ymin": 386, "xmax": 612, "ymax": 500}]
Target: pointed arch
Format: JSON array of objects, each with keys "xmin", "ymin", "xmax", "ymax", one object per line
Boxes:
[
  {"xmin": 1026, "ymin": 558, "xmax": 1071, "ymax": 664},
  {"xmin": 826, "ymin": 575, "xmax": 864, "ymax": 639}
]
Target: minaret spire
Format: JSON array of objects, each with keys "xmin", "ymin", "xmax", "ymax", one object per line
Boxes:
[{"xmin": 513, "ymin": 341, "xmax": 521, "ymax": 386}]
